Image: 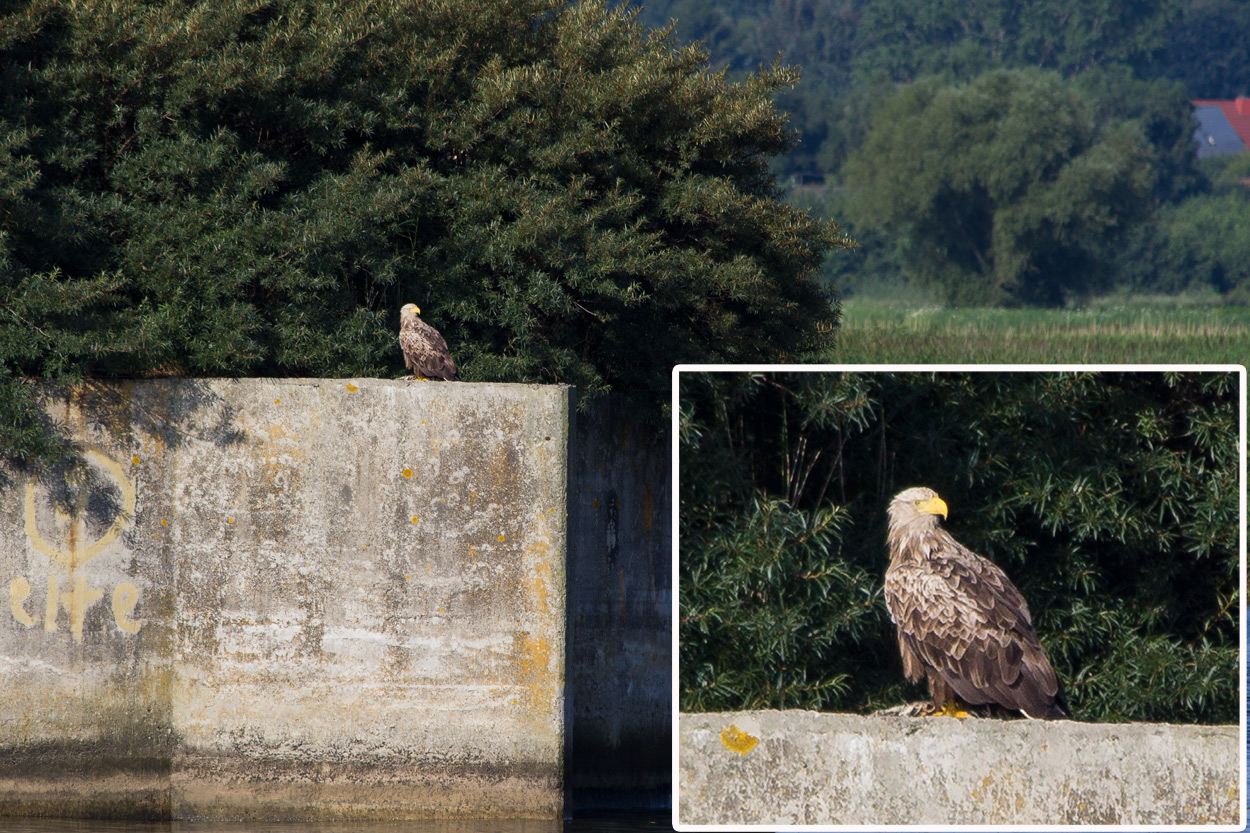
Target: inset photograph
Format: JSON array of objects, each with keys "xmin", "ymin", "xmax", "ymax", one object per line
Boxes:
[{"xmin": 672, "ymin": 366, "xmax": 1245, "ymax": 830}]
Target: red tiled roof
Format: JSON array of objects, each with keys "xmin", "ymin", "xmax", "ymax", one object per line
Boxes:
[{"xmin": 1192, "ymin": 98, "xmax": 1250, "ymax": 148}]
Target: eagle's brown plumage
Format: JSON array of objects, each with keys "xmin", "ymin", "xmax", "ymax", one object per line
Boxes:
[
  {"xmin": 399, "ymin": 303, "xmax": 459, "ymax": 381},
  {"xmin": 884, "ymin": 486, "xmax": 1068, "ymax": 719}
]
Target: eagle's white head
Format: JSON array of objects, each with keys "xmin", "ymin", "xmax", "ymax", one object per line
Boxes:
[{"xmin": 887, "ymin": 486, "xmax": 949, "ymax": 536}]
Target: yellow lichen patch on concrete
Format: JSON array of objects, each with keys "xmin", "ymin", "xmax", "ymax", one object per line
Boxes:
[
  {"xmin": 402, "ymin": 468, "xmax": 413, "ymax": 478},
  {"xmin": 345, "ymin": 383, "xmax": 358, "ymax": 392},
  {"xmin": 720, "ymin": 724, "xmax": 759, "ymax": 756},
  {"xmin": 516, "ymin": 632, "xmax": 555, "ymax": 715},
  {"xmin": 524, "ymin": 553, "xmax": 553, "ymax": 612},
  {"xmin": 264, "ymin": 422, "xmax": 296, "ymax": 441}
]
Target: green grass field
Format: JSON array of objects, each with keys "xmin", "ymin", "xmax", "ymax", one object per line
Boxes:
[{"xmin": 830, "ymin": 301, "xmax": 1250, "ymax": 364}]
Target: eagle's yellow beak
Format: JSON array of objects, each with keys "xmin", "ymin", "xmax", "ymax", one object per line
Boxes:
[
  {"xmin": 916, "ymin": 496, "xmax": 948, "ymax": 519},
  {"xmin": 413, "ymin": 305, "xmax": 421, "ymax": 314}
]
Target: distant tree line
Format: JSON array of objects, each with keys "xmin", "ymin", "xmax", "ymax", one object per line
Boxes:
[
  {"xmin": 639, "ymin": 0, "xmax": 1250, "ymax": 306},
  {"xmin": 679, "ymin": 370, "xmax": 1240, "ymax": 723}
]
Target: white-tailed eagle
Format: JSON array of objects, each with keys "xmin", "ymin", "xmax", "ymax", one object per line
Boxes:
[
  {"xmin": 399, "ymin": 303, "xmax": 460, "ymax": 381},
  {"xmin": 884, "ymin": 486, "xmax": 1068, "ymax": 719}
]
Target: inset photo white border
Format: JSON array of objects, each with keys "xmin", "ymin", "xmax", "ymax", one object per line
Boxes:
[{"xmin": 670, "ymin": 364, "xmax": 1247, "ymax": 833}]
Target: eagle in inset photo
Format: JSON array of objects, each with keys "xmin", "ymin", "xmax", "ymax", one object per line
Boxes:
[
  {"xmin": 399, "ymin": 303, "xmax": 460, "ymax": 381},
  {"xmin": 884, "ymin": 486, "xmax": 1069, "ymax": 720}
]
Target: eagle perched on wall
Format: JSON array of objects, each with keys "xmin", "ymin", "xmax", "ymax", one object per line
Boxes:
[
  {"xmin": 399, "ymin": 303, "xmax": 460, "ymax": 381},
  {"xmin": 884, "ymin": 487, "xmax": 1068, "ymax": 719}
]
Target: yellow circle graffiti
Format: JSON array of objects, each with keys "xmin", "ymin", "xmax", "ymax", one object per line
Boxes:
[{"xmin": 24, "ymin": 444, "xmax": 137, "ymax": 571}]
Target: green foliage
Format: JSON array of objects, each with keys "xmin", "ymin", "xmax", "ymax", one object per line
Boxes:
[
  {"xmin": 1161, "ymin": 0, "xmax": 1250, "ymax": 98},
  {"xmin": 641, "ymin": 0, "xmax": 1242, "ymax": 308},
  {"xmin": 679, "ymin": 370, "xmax": 1241, "ymax": 723},
  {"xmin": 1114, "ymin": 156, "xmax": 1250, "ymax": 304},
  {"xmin": 681, "ymin": 495, "xmax": 874, "ymax": 710},
  {"xmin": 845, "ymin": 69, "xmax": 1155, "ymax": 307},
  {"xmin": 785, "ymin": 185, "xmax": 908, "ymax": 301},
  {"xmin": 852, "ymin": 0, "xmax": 1174, "ymax": 81},
  {"xmin": 1074, "ymin": 67, "xmax": 1205, "ymax": 204},
  {"xmin": 680, "ymin": 372, "xmax": 899, "ymax": 712},
  {"xmin": 639, "ymin": 0, "xmax": 1190, "ymax": 179},
  {"xmin": 1155, "ymin": 193, "xmax": 1250, "ymax": 301},
  {"xmin": 0, "ymin": 0, "xmax": 848, "ymax": 463}
]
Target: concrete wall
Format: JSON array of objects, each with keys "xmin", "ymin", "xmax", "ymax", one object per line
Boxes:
[
  {"xmin": 679, "ymin": 710, "xmax": 1243, "ymax": 827},
  {"xmin": 0, "ymin": 378, "xmax": 573, "ymax": 820},
  {"xmin": 566, "ymin": 400, "xmax": 671, "ymax": 811}
]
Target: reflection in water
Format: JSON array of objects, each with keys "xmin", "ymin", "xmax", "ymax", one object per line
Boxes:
[{"xmin": 0, "ymin": 813, "xmax": 673, "ymax": 833}]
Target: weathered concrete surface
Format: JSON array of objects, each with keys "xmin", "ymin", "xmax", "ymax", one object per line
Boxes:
[
  {"xmin": 0, "ymin": 378, "xmax": 571, "ymax": 820},
  {"xmin": 679, "ymin": 711, "xmax": 1242, "ymax": 827},
  {"xmin": 566, "ymin": 399, "xmax": 671, "ymax": 811}
]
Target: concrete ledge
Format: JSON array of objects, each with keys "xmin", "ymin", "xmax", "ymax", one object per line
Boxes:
[{"xmin": 678, "ymin": 711, "xmax": 1242, "ymax": 826}]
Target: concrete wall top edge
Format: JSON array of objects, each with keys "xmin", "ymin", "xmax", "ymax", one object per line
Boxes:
[
  {"xmin": 684, "ymin": 708, "xmax": 1240, "ymax": 731},
  {"xmin": 59, "ymin": 377, "xmax": 571, "ymax": 387},
  {"xmin": 679, "ymin": 710, "xmax": 1242, "ymax": 826}
]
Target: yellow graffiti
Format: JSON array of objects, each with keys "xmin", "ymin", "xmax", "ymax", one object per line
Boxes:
[
  {"xmin": 9, "ymin": 577, "xmax": 33, "ymax": 627},
  {"xmin": 62, "ymin": 575, "xmax": 104, "ymax": 640},
  {"xmin": 112, "ymin": 583, "xmax": 141, "ymax": 634},
  {"xmin": 10, "ymin": 576, "xmax": 141, "ymax": 640},
  {"xmin": 19, "ymin": 444, "xmax": 143, "ymax": 640},
  {"xmin": 24, "ymin": 445, "xmax": 137, "ymax": 571}
]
